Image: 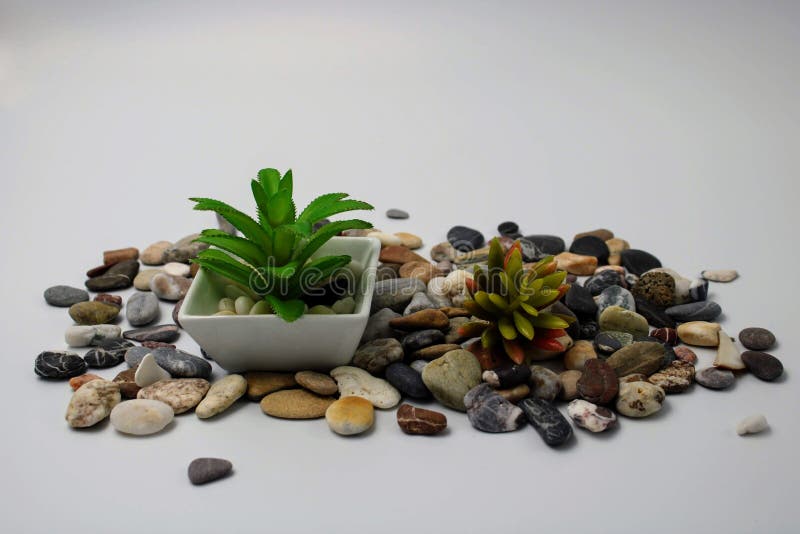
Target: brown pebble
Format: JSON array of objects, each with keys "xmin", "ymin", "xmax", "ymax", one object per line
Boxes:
[
  {"xmin": 577, "ymin": 359, "xmax": 619, "ymax": 405},
  {"xmin": 574, "ymin": 228, "xmax": 614, "ymax": 242},
  {"xmin": 94, "ymin": 293, "xmax": 122, "ymax": 307},
  {"xmin": 410, "ymin": 344, "xmax": 462, "ymax": 361},
  {"xmin": 389, "ymin": 309, "xmax": 449, "ymax": 331},
  {"xmin": 398, "ymin": 261, "xmax": 437, "ymax": 283},
  {"xmin": 650, "ymin": 327, "xmax": 679, "ymax": 346},
  {"xmin": 439, "ymin": 307, "xmax": 471, "ymax": 318},
  {"xmin": 673, "ymin": 346, "xmax": 698, "ymax": 364},
  {"xmin": 189, "ymin": 262, "xmax": 200, "ymax": 278},
  {"xmin": 113, "ymin": 368, "xmax": 140, "ymax": 399},
  {"xmin": 295, "ymin": 371, "xmax": 339, "ymax": 396},
  {"xmin": 619, "ymin": 373, "xmax": 648, "ymax": 384},
  {"xmin": 244, "ymin": 372, "xmax": 297, "ymax": 401},
  {"xmin": 69, "ymin": 374, "xmax": 103, "ymax": 391},
  {"xmin": 86, "ymin": 264, "xmax": 113, "ymax": 278},
  {"xmin": 103, "ymin": 247, "xmax": 139, "ymax": 265},
  {"xmin": 173, "ymin": 298, "xmax": 184, "ymax": 328},
  {"xmin": 396, "ymin": 403, "xmax": 447, "ymax": 435},
  {"xmin": 379, "ymin": 245, "xmax": 428, "ymax": 265}
]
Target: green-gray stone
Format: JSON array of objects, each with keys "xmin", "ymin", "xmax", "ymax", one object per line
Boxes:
[
  {"xmin": 599, "ymin": 306, "xmax": 649, "ymax": 336},
  {"xmin": 68, "ymin": 301, "xmax": 120, "ymax": 325},
  {"xmin": 606, "ymin": 342, "xmax": 665, "ymax": 377},
  {"xmin": 421, "ymin": 349, "xmax": 482, "ymax": 411}
]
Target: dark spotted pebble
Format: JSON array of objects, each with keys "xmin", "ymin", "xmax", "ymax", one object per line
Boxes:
[
  {"xmin": 43, "ymin": 285, "xmax": 89, "ymax": 307},
  {"xmin": 385, "ymin": 362, "xmax": 431, "ymax": 399},
  {"xmin": 35, "ymin": 351, "xmax": 87, "ymax": 379},
  {"xmin": 577, "ymin": 359, "xmax": 618, "ymax": 404},
  {"xmin": 741, "ymin": 351, "xmax": 783, "ymax": 381},
  {"xmin": 83, "ymin": 339, "xmax": 135, "ymax": 368},
  {"xmin": 584, "ymin": 270, "xmax": 624, "ymax": 296},
  {"xmin": 738, "ymin": 328, "xmax": 776, "ymax": 351},
  {"xmin": 126, "ymin": 347, "xmax": 212, "ymax": 379},
  {"xmin": 386, "ymin": 209, "xmax": 409, "ymax": 219},
  {"xmin": 520, "ymin": 398, "xmax": 573, "ymax": 446},
  {"xmin": 695, "ymin": 367, "xmax": 735, "ymax": 390},
  {"xmin": 123, "ymin": 324, "xmax": 180, "ymax": 343}
]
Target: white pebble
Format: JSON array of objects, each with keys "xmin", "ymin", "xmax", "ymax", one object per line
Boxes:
[
  {"xmin": 64, "ymin": 325, "xmax": 122, "ymax": 347},
  {"xmin": 134, "ymin": 353, "xmax": 171, "ymax": 387},
  {"xmin": 367, "ymin": 231, "xmax": 402, "ymax": 247},
  {"xmin": 714, "ymin": 330, "xmax": 745, "ymax": 370},
  {"xmin": 110, "ymin": 399, "xmax": 174, "ymax": 435},
  {"xmin": 702, "ymin": 269, "xmax": 739, "ymax": 283},
  {"xmin": 737, "ymin": 414, "xmax": 769, "ymax": 436},
  {"xmin": 234, "ymin": 296, "xmax": 255, "ymax": 315},
  {"xmin": 163, "ymin": 262, "xmax": 191, "ymax": 277}
]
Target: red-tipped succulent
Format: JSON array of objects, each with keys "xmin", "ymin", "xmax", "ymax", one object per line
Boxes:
[{"xmin": 458, "ymin": 238, "xmax": 573, "ymax": 365}]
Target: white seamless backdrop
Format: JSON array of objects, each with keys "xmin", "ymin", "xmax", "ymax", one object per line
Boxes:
[{"xmin": 1, "ymin": 1, "xmax": 798, "ymax": 533}]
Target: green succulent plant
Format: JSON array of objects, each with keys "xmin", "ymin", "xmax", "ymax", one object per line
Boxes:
[
  {"xmin": 459, "ymin": 238, "xmax": 573, "ymax": 364},
  {"xmin": 189, "ymin": 168, "xmax": 373, "ymax": 322}
]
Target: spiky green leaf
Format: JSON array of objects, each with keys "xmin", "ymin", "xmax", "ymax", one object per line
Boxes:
[
  {"xmin": 513, "ymin": 311, "xmax": 534, "ymax": 340},
  {"xmin": 292, "ymin": 219, "xmax": 372, "ymax": 266},
  {"xmin": 189, "ymin": 197, "xmax": 272, "ymax": 253},
  {"xmin": 194, "ymin": 230, "xmax": 269, "ymax": 266},
  {"xmin": 264, "ymin": 295, "xmax": 305, "ymax": 322},
  {"xmin": 258, "ymin": 168, "xmax": 281, "ymax": 198}
]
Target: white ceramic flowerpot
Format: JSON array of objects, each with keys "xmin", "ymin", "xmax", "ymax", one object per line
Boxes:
[{"xmin": 179, "ymin": 237, "xmax": 381, "ymax": 372}]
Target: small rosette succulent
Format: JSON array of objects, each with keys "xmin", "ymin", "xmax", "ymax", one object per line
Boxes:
[{"xmin": 459, "ymin": 238, "xmax": 573, "ymax": 364}]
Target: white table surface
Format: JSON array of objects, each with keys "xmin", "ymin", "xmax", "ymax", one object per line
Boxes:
[{"xmin": 2, "ymin": 1, "xmax": 799, "ymax": 532}]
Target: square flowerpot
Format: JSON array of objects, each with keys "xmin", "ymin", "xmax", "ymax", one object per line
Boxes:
[{"xmin": 179, "ymin": 236, "xmax": 381, "ymax": 372}]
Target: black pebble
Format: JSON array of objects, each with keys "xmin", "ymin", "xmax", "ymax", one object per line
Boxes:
[
  {"xmin": 620, "ymin": 249, "xmax": 662, "ymax": 276},
  {"xmin": 741, "ymin": 351, "xmax": 783, "ymax": 381},
  {"xmin": 634, "ymin": 298, "xmax": 676, "ymax": 329},
  {"xmin": 578, "ymin": 321, "xmax": 599, "ymax": 340},
  {"xmin": 497, "ymin": 221, "xmax": 519, "ymax": 236},
  {"xmin": 402, "ymin": 329, "xmax": 445, "ymax": 352},
  {"xmin": 564, "ymin": 284, "xmax": 597, "ymax": 318},
  {"xmin": 85, "ymin": 274, "xmax": 132, "ymax": 292},
  {"xmin": 35, "ymin": 351, "xmax": 87, "ymax": 379},
  {"xmin": 385, "ymin": 363, "xmax": 431, "ymax": 398},
  {"xmin": 447, "ymin": 226, "xmax": 485, "ymax": 252},
  {"xmin": 522, "ymin": 235, "xmax": 565, "ymax": 256},
  {"xmin": 520, "ymin": 398, "xmax": 573, "ymax": 446},
  {"xmin": 583, "ymin": 270, "xmax": 623, "ymax": 296},
  {"xmin": 569, "ymin": 236, "xmax": 610, "ymax": 265}
]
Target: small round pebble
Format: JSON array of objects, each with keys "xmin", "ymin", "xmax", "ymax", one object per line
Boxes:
[
  {"xmin": 741, "ymin": 351, "xmax": 784, "ymax": 381},
  {"xmin": 736, "ymin": 414, "xmax": 768, "ymax": 436},
  {"xmin": 695, "ymin": 367, "xmax": 735, "ymax": 390},
  {"xmin": 386, "ymin": 208, "xmax": 409, "ymax": 219},
  {"xmin": 44, "ymin": 285, "xmax": 89, "ymax": 307},
  {"xmin": 188, "ymin": 458, "xmax": 233, "ymax": 485},
  {"xmin": 738, "ymin": 327, "xmax": 776, "ymax": 351},
  {"xmin": 110, "ymin": 399, "xmax": 174, "ymax": 435},
  {"xmin": 294, "ymin": 370, "xmax": 339, "ymax": 396},
  {"xmin": 325, "ymin": 396, "xmax": 375, "ymax": 436},
  {"xmin": 497, "ymin": 221, "xmax": 519, "ymax": 236}
]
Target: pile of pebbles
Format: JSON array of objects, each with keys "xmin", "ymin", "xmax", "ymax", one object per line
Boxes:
[{"xmin": 37, "ymin": 214, "xmax": 783, "ymax": 481}]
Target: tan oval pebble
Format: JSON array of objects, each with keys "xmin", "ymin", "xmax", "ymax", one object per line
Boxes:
[
  {"xmin": 398, "ymin": 261, "xmax": 437, "ymax": 283},
  {"xmin": 196, "ymin": 374, "xmax": 247, "ymax": 419},
  {"xmin": 260, "ymin": 389, "xmax": 335, "ymax": 419},
  {"xmin": 65, "ymin": 380, "xmax": 121, "ymax": 428},
  {"xmin": 244, "ymin": 371, "xmax": 297, "ymax": 401},
  {"xmin": 559, "ymin": 370, "xmax": 582, "ymax": 401},
  {"xmin": 496, "ymin": 383, "xmax": 531, "ymax": 403},
  {"xmin": 564, "ymin": 340, "xmax": 597, "ymax": 371},
  {"xmin": 394, "ymin": 232, "xmax": 423, "ymax": 249},
  {"xmin": 616, "ymin": 381, "xmax": 665, "ymax": 418},
  {"xmin": 137, "ymin": 378, "xmax": 210, "ymax": 414},
  {"xmin": 110, "ymin": 399, "xmax": 174, "ymax": 435},
  {"xmin": 103, "ymin": 247, "xmax": 139, "ymax": 265},
  {"xmin": 605, "ymin": 238, "xmax": 630, "ymax": 256},
  {"xmin": 702, "ymin": 269, "xmax": 739, "ymax": 283},
  {"xmin": 677, "ymin": 321, "xmax": 721, "ymax": 347},
  {"xmin": 331, "ymin": 366, "xmax": 401, "ymax": 409},
  {"xmin": 141, "ymin": 241, "xmax": 172, "ymax": 265},
  {"xmin": 325, "ymin": 396, "xmax": 375, "ymax": 435},
  {"xmin": 397, "ymin": 403, "xmax": 447, "ymax": 435},
  {"xmin": 294, "ymin": 371, "xmax": 339, "ymax": 396},
  {"xmin": 134, "ymin": 269, "xmax": 163, "ymax": 291}
]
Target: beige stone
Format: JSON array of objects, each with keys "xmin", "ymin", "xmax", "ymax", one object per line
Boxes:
[
  {"xmin": 137, "ymin": 378, "xmax": 210, "ymax": 414},
  {"xmin": 554, "ymin": 252, "xmax": 598, "ymax": 276},
  {"xmin": 677, "ymin": 321, "xmax": 721, "ymax": 347},
  {"xmin": 260, "ymin": 389, "xmax": 335, "ymax": 419},
  {"xmin": 559, "ymin": 370, "xmax": 582, "ymax": 401},
  {"xmin": 141, "ymin": 241, "xmax": 172, "ymax": 265},
  {"xmin": 196, "ymin": 374, "xmax": 247, "ymax": 418},
  {"xmin": 66, "ymin": 380, "xmax": 121, "ymax": 428},
  {"xmin": 325, "ymin": 396, "xmax": 375, "ymax": 435},
  {"xmin": 394, "ymin": 232, "xmax": 423, "ymax": 249},
  {"xmin": 134, "ymin": 269, "xmax": 163, "ymax": 291},
  {"xmin": 564, "ymin": 340, "xmax": 598, "ymax": 371}
]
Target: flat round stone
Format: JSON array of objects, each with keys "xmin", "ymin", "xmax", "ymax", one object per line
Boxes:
[
  {"xmin": 386, "ymin": 208, "xmax": 409, "ymax": 219},
  {"xmin": 188, "ymin": 458, "xmax": 233, "ymax": 485},
  {"xmin": 738, "ymin": 327, "xmax": 776, "ymax": 351},
  {"xmin": 741, "ymin": 351, "xmax": 783, "ymax": 381},
  {"xmin": 44, "ymin": 285, "xmax": 89, "ymax": 307},
  {"xmin": 695, "ymin": 367, "xmax": 735, "ymax": 390}
]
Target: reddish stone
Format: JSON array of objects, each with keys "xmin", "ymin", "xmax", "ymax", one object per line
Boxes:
[
  {"xmin": 396, "ymin": 404, "xmax": 447, "ymax": 435},
  {"xmin": 69, "ymin": 374, "xmax": 103, "ymax": 391},
  {"xmin": 141, "ymin": 341, "xmax": 176, "ymax": 349},
  {"xmin": 86, "ymin": 264, "xmax": 113, "ymax": 278},
  {"xmin": 577, "ymin": 359, "xmax": 619, "ymax": 405},
  {"xmin": 389, "ymin": 309, "xmax": 449, "ymax": 331},
  {"xmin": 94, "ymin": 293, "xmax": 122, "ymax": 307},
  {"xmin": 103, "ymin": 247, "xmax": 139, "ymax": 265},
  {"xmin": 673, "ymin": 346, "xmax": 698, "ymax": 364},
  {"xmin": 440, "ymin": 307, "xmax": 471, "ymax": 318},
  {"xmin": 466, "ymin": 339, "xmax": 507, "ymax": 371}
]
